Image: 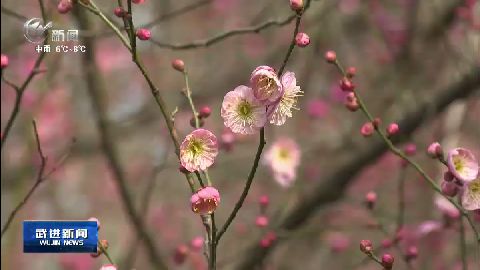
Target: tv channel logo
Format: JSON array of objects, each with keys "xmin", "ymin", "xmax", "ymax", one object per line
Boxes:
[{"xmin": 23, "ymin": 221, "xmax": 98, "ymax": 253}]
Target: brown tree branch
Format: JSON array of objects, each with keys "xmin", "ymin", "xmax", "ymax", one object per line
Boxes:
[
  {"xmin": 74, "ymin": 7, "xmax": 169, "ymax": 270},
  {"xmin": 1, "ymin": 121, "xmax": 46, "ymax": 238},
  {"xmin": 234, "ymin": 66, "xmax": 480, "ymax": 269}
]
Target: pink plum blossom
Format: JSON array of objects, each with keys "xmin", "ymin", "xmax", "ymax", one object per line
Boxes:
[
  {"xmin": 462, "ymin": 177, "xmax": 480, "ymax": 211},
  {"xmin": 180, "ymin": 129, "xmax": 218, "ymax": 172},
  {"xmin": 221, "ymin": 85, "xmax": 267, "ymax": 134},
  {"xmin": 268, "ymin": 71, "xmax": 302, "ymax": 126},
  {"xmin": 250, "ymin": 66, "xmax": 283, "ymax": 104},
  {"xmin": 263, "ymin": 137, "xmax": 301, "ymax": 188},
  {"xmin": 447, "ymin": 148, "xmax": 479, "ymax": 182},
  {"xmin": 190, "ymin": 186, "xmax": 221, "ymax": 214}
]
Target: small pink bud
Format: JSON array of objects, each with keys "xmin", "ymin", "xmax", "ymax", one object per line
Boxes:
[
  {"xmin": 359, "ymin": 239, "xmax": 373, "ymax": 254},
  {"xmin": 339, "ymin": 78, "xmax": 355, "ymax": 92},
  {"xmin": 443, "ymin": 171, "xmax": 454, "ymax": 182},
  {"xmin": 132, "ymin": 0, "xmax": 145, "ymax": 4},
  {"xmin": 381, "ymin": 253, "xmax": 395, "ymax": 269},
  {"xmin": 441, "ymin": 181, "xmax": 458, "ymax": 197},
  {"xmin": 345, "ymin": 92, "xmax": 359, "ymax": 111},
  {"xmin": 136, "ymin": 28, "xmax": 151, "ymax": 40},
  {"xmin": 360, "ymin": 122, "xmax": 374, "ymax": 137},
  {"xmin": 404, "ymin": 143, "xmax": 417, "ymax": 156},
  {"xmin": 289, "ymin": 0, "xmax": 304, "ymax": 12},
  {"xmin": 259, "ymin": 195, "xmax": 269, "ymax": 208},
  {"xmin": 325, "ymin": 50, "xmax": 337, "ymax": 63},
  {"xmin": 199, "ymin": 106, "xmax": 212, "ymax": 118},
  {"xmin": 255, "ymin": 215, "xmax": 269, "ymax": 228},
  {"xmin": 190, "ymin": 236, "xmax": 204, "ymax": 252},
  {"xmin": 427, "ymin": 142, "xmax": 443, "ymax": 158},
  {"xmin": 372, "ymin": 117, "xmax": 381, "ymax": 129},
  {"xmin": 1, "ymin": 54, "xmax": 9, "ymax": 69},
  {"xmin": 259, "ymin": 231, "xmax": 277, "ymax": 248},
  {"xmin": 365, "ymin": 191, "xmax": 377, "ymax": 209},
  {"xmin": 173, "ymin": 244, "xmax": 189, "ymax": 265},
  {"xmin": 114, "ymin": 7, "xmax": 126, "ymax": 17},
  {"xmin": 171, "ymin": 59, "xmax": 185, "ymax": 72},
  {"xmin": 381, "ymin": 238, "xmax": 393, "ymax": 248},
  {"xmin": 57, "ymin": 0, "xmax": 73, "ymax": 14},
  {"xmin": 346, "ymin": 66, "xmax": 357, "ymax": 78},
  {"xmin": 405, "ymin": 246, "xmax": 418, "ymax": 261},
  {"xmin": 295, "ymin": 32, "xmax": 310, "ymax": 47},
  {"xmin": 386, "ymin": 123, "xmax": 399, "ymax": 136}
]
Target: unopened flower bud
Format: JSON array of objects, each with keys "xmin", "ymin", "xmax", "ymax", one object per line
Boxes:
[
  {"xmin": 346, "ymin": 66, "xmax": 357, "ymax": 78},
  {"xmin": 381, "ymin": 253, "xmax": 395, "ymax": 269},
  {"xmin": 386, "ymin": 123, "xmax": 399, "ymax": 136},
  {"xmin": 365, "ymin": 191, "xmax": 377, "ymax": 209},
  {"xmin": 171, "ymin": 59, "xmax": 185, "ymax": 72},
  {"xmin": 441, "ymin": 181, "xmax": 458, "ymax": 197},
  {"xmin": 372, "ymin": 117, "xmax": 381, "ymax": 129},
  {"xmin": 381, "ymin": 238, "xmax": 393, "ymax": 248},
  {"xmin": 57, "ymin": 0, "xmax": 73, "ymax": 14},
  {"xmin": 132, "ymin": 0, "xmax": 145, "ymax": 4},
  {"xmin": 404, "ymin": 143, "xmax": 417, "ymax": 156},
  {"xmin": 199, "ymin": 106, "xmax": 212, "ymax": 118},
  {"xmin": 114, "ymin": 7, "xmax": 126, "ymax": 17},
  {"xmin": 443, "ymin": 171, "xmax": 454, "ymax": 182},
  {"xmin": 340, "ymin": 78, "xmax": 355, "ymax": 92},
  {"xmin": 405, "ymin": 246, "xmax": 418, "ymax": 261},
  {"xmin": 295, "ymin": 32, "xmax": 310, "ymax": 47},
  {"xmin": 360, "ymin": 122, "xmax": 374, "ymax": 137},
  {"xmin": 259, "ymin": 195, "xmax": 269, "ymax": 210},
  {"xmin": 325, "ymin": 50, "xmax": 337, "ymax": 63},
  {"xmin": 173, "ymin": 244, "xmax": 189, "ymax": 265},
  {"xmin": 1, "ymin": 54, "xmax": 9, "ymax": 69},
  {"xmin": 255, "ymin": 215, "xmax": 269, "ymax": 228},
  {"xmin": 427, "ymin": 142, "xmax": 443, "ymax": 158},
  {"xmin": 289, "ymin": 0, "xmax": 304, "ymax": 12},
  {"xmin": 136, "ymin": 28, "xmax": 151, "ymax": 40},
  {"xmin": 359, "ymin": 239, "xmax": 373, "ymax": 254}
]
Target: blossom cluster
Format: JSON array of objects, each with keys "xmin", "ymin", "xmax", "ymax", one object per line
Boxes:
[
  {"xmin": 437, "ymin": 146, "xmax": 479, "ymax": 211},
  {"xmin": 221, "ymin": 66, "xmax": 302, "ymax": 134}
]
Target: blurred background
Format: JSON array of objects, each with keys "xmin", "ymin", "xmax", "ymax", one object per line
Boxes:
[{"xmin": 1, "ymin": 0, "xmax": 479, "ymax": 269}]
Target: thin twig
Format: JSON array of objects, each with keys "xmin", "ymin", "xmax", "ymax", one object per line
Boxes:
[
  {"xmin": 149, "ymin": 14, "xmax": 298, "ymax": 50},
  {"xmin": 1, "ymin": 121, "xmax": 47, "ymax": 238}
]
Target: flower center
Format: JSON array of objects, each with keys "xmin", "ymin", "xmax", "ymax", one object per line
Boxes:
[
  {"xmin": 189, "ymin": 139, "xmax": 204, "ymax": 156},
  {"xmin": 470, "ymin": 181, "xmax": 480, "ymax": 194},
  {"xmin": 237, "ymin": 100, "xmax": 252, "ymax": 118},
  {"xmin": 258, "ymin": 76, "xmax": 275, "ymax": 96},
  {"xmin": 279, "ymin": 148, "xmax": 290, "ymax": 160},
  {"xmin": 453, "ymin": 157, "xmax": 464, "ymax": 172}
]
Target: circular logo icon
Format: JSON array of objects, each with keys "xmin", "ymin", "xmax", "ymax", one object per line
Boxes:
[{"xmin": 24, "ymin": 18, "xmax": 52, "ymax": 43}]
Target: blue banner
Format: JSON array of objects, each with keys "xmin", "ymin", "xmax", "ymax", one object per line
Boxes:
[{"xmin": 23, "ymin": 221, "xmax": 98, "ymax": 253}]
